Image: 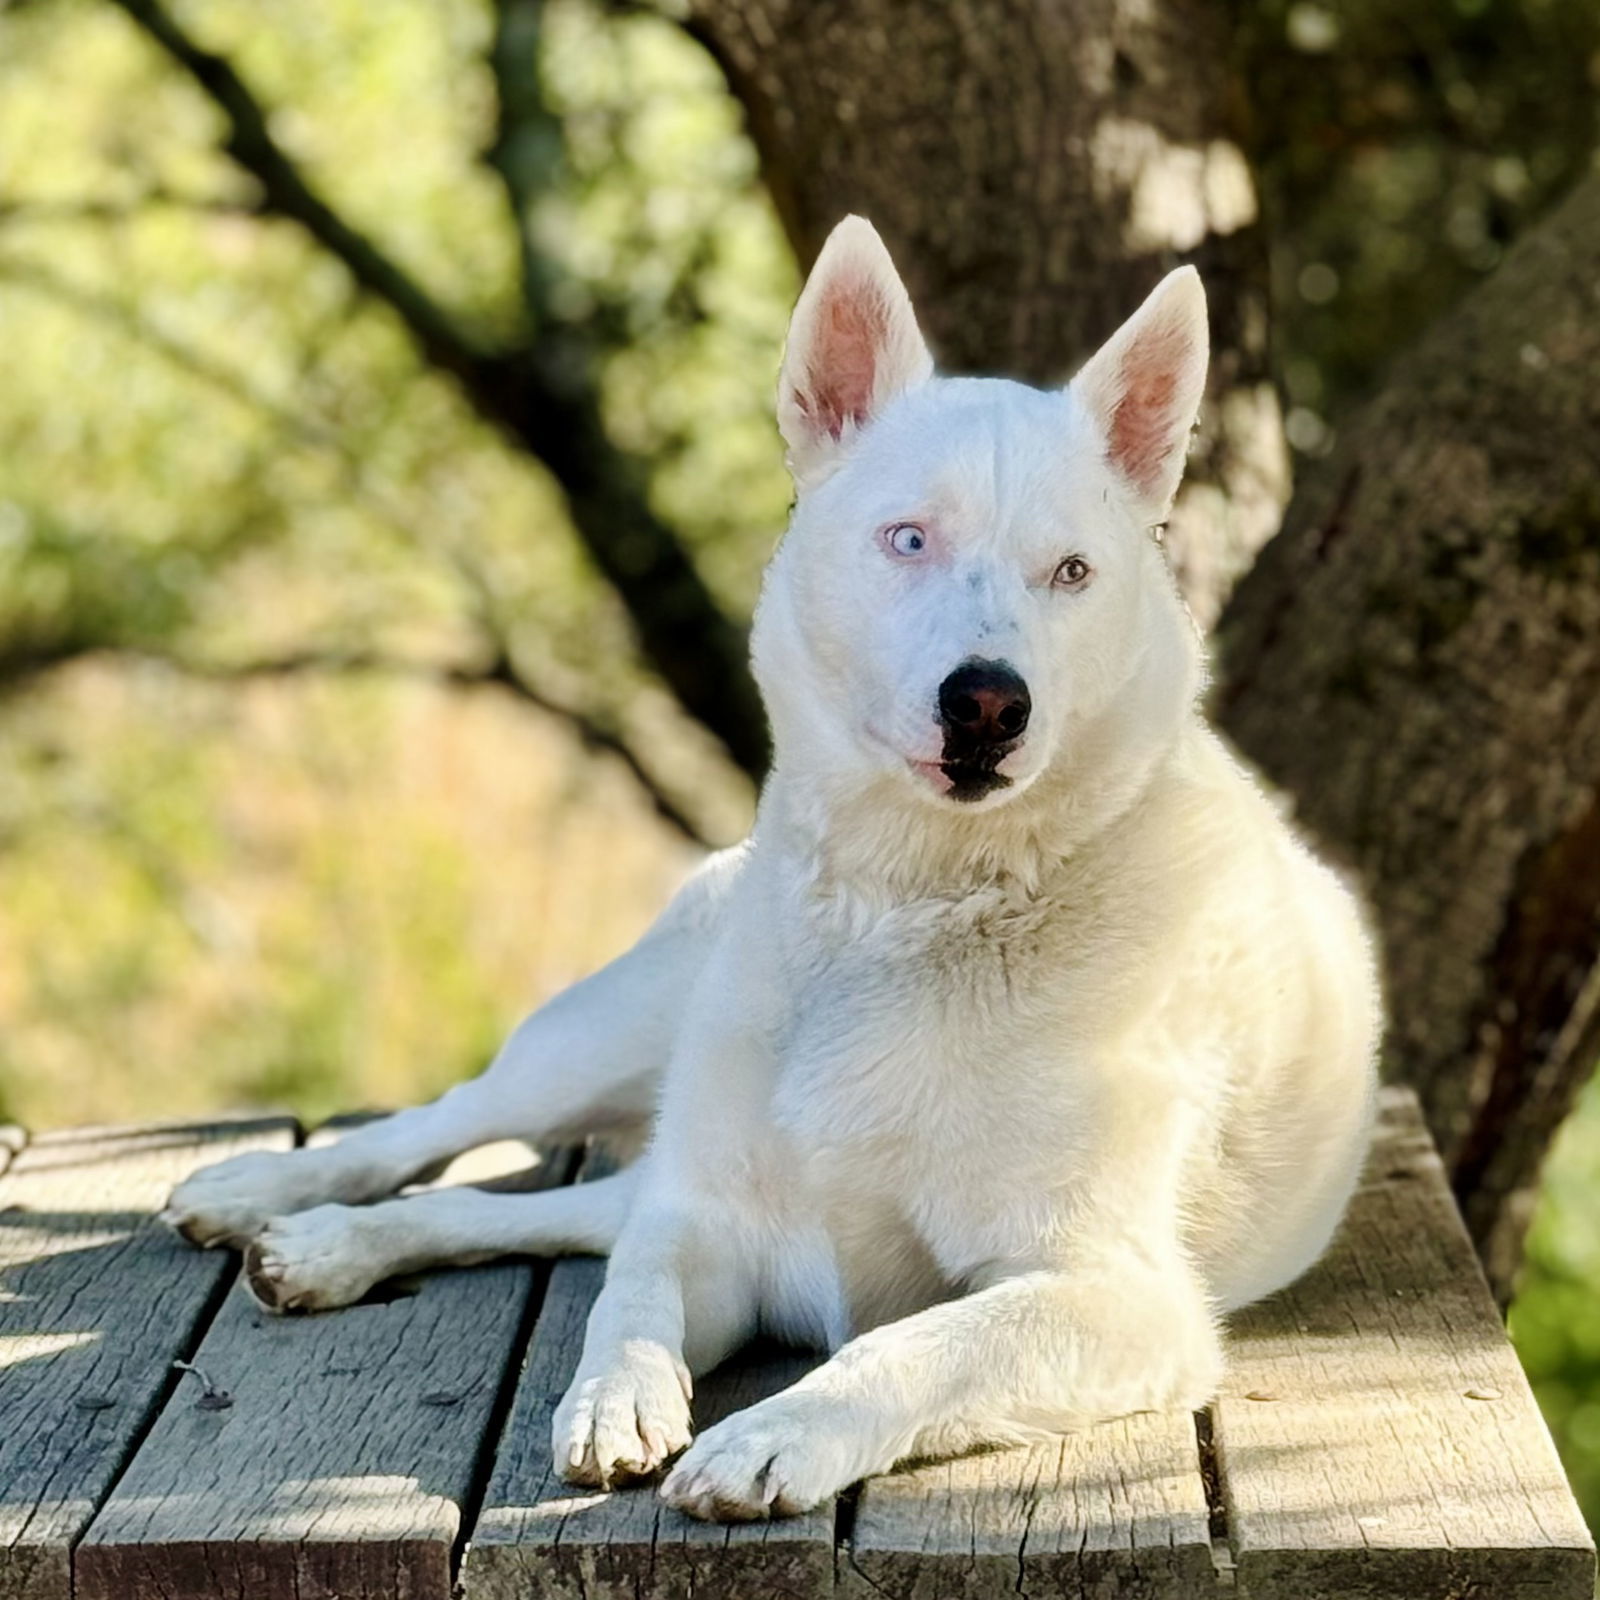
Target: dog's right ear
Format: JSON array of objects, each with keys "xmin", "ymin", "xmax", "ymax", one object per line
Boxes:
[
  {"xmin": 777, "ymin": 216, "xmax": 934, "ymax": 491},
  {"xmin": 1069, "ymin": 267, "xmax": 1209, "ymax": 522}
]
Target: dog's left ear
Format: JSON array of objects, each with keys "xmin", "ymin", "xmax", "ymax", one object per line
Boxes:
[
  {"xmin": 1070, "ymin": 267, "xmax": 1209, "ymax": 521},
  {"xmin": 778, "ymin": 216, "xmax": 934, "ymax": 490}
]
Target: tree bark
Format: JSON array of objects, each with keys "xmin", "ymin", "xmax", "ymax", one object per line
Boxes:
[
  {"xmin": 1217, "ymin": 173, "xmax": 1600, "ymax": 1300},
  {"xmin": 686, "ymin": 0, "xmax": 1287, "ymax": 627}
]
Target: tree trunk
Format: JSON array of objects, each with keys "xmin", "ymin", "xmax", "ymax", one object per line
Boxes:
[
  {"xmin": 690, "ymin": 2, "xmax": 1600, "ymax": 1299},
  {"xmin": 686, "ymin": 0, "xmax": 1287, "ymax": 628},
  {"xmin": 1217, "ymin": 173, "xmax": 1600, "ymax": 1301}
]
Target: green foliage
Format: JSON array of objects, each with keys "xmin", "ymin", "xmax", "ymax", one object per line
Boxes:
[
  {"xmin": 0, "ymin": 661, "xmax": 701, "ymax": 1128},
  {"xmin": 536, "ymin": 2, "xmax": 798, "ymax": 612},
  {"xmin": 1512, "ymin": 1072, "xmax": 1600, "ymax": 1533}
]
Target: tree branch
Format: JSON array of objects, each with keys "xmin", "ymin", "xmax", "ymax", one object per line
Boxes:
[
  {"xmin": 0, "ymin": 264, "xmax": 721, "ymax": 841},
  {"xmin": 0, "ymin": 258, "xmax": 323, "ymax": 439},
  {"xmin": 105, "ymin": 0, "xmax": 769, "ymax": 778},
  {"xmin": 487, "ymin": 0, "xmax": 559, "ymax": 324},
  {"xmin": 0, "ymin": 637, "xmax": 713, "ymax": 848},
  {"xmin": 107, "ymin": 0, "xmax": 494, "ymax": 388},
  {"xmin": 0, "ymin": 185, "xmax": 259, "ymax": 225}
]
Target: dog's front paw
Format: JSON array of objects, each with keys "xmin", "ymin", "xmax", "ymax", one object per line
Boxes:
[
  {"xmin": 242, "ymin": 1206, "xmax": 386, "ymax": 1313},
  {"xmin": 162, "ymin": 1150, "xmax": 326, "ymax": 1249},
  {"xmin": 660, "ymin": 1393, "xmax": 869, "ymax": 1521},
  {"xmin": 554, "ymin": 1342, "xmax": 693, "ymax": 1488}
]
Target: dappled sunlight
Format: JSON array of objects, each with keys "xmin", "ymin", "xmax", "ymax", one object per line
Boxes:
[
  {"xmin": 0, "ymin": 1329, "xmax": 101, "ymax": 1368},
  {"xmin": 519, "ymin": 1491, "xmax": 609, "ymax": 1522},
  {"xmin": 0, "ymin": 1217, "xmax": 139, "ymax": 1261},
  {"xmin": 265, "ymin": 1474, "xmax": 456, "ymax": 1537},
  {"xmin": 1088, "ymin": 119, "xmax": 1259, "ymax": 254},
  {"xmin": 76, "ymin": 1474, "xmax": 460, "ymax": 1541}
]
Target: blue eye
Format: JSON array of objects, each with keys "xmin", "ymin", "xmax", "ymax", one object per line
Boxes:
[{"xmin": 886, "ymin": 522, "xmax": 928, "ymax": 557}]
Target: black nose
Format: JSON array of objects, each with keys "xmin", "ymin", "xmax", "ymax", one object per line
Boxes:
[{"xmin": 938, "ymin": 659, "xmax": 1031, "ymax": 746}]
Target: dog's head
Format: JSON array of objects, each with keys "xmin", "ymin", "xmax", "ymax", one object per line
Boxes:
[{"xmin": 752, "ymin": 217, "xmax": 1207, "ymax": 816}]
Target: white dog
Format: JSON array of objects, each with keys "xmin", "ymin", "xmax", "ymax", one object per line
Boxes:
[{"xmin": 164, "ymin": 217, "xmax": 1380, "ymax": 1522}]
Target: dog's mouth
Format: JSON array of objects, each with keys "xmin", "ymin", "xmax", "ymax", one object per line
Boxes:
[
  {"xmin": 933, "ymin": 724, "xmax": 1021, "ymax": 803},
  {"xmin": 938, "ymin": 755, "xmax": 1013, "ymax": 804},
  {"xmin": 906, "ymin": 743, "xmax": 1019, "ymax": 804}
]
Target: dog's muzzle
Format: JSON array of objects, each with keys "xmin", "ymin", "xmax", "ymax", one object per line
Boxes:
[{"xmin": 935, "ymin": 658, "xmax": 1030, "ymax": 802}]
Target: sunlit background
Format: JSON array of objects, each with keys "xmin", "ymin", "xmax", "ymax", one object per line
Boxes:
[{"xmin": 1, "ymin": 0, "xmax": 1597, "ymax": 1532}]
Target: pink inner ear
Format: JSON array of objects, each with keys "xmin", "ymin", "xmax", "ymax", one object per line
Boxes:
[
  {"xmin": 1108, "ymin": 355, "xmax": 1181, "ymax": 500},
  {"xmin": 798, "ymin": 275, "xmax": 884, "ymax": 441}
]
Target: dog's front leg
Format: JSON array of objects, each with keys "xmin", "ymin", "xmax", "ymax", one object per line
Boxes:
[
  {"xmin": 553, "ymin": 913, "xmax": 791, "ymax": 1489},
  {"xmin": 660, "ymin": 1247, "xmax": 1222, "ymax": 1520},
  {"xmin": 552, "ymin": 1195, "xmax": 762, "ymax": 1487}
]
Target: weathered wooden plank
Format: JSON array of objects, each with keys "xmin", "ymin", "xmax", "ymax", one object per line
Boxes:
[
  {"xmin": 463, "ymin": 1154, "xmax": 836, "ymax": 1600},
  {"xmin": 0, "ymin": 1117, "xmax": 295, "ymax": 1600},
  {"xmin": 76, "ymin": 1135, "xmax": 575, "ymax": 1600},
  {"xmin": 841, "ymin": 1413, "xmax": 1216, "ymax": 1599},
  {"xmin": 1212, "ymin": 1085, "xmax": 1596, "ymax": 1600}
]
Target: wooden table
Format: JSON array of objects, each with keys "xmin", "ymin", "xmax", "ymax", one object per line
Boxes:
[{"xmin": 0, "ymin": 1089, "xmax": 1592, "ymax": 1599}]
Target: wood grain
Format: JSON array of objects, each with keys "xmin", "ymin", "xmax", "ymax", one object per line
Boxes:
[
  {"xmin": 463, "ymin": 1151, "xmax": 836, "ymax": 1600},
  {"xmin": 841, "ymin": 1411, "xmax": 1215, "ymax": 1599},
  {"xmin": 0, "ymin": 1117, "xmax": 295, "ymax": 1600},
  {"xmin": 1211, "ymin": 1085, "xmax": 1596, "ymax": 1599},
  {"xmin": 75, "ymin": 1135, "xmax": 573, "ymax": 1600}
]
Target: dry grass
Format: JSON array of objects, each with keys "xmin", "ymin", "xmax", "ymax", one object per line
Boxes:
[{"xmin": 0, "ymin": 662, "xmax": 742, "ymax": 1129}]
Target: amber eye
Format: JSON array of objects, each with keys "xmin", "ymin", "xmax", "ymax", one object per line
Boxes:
[
  {"xmin": 885, "ymin": 522, "xmax": 928, "ymax": 557},
  {"xmin": 1053, "ymin": 555, "xmax": 1092, "ymax": 589}
]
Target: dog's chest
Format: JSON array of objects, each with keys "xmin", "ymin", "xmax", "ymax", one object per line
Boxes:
[{"xmin": 768, "ymin": 887, "xmax": 1089, "ymax": 1300}]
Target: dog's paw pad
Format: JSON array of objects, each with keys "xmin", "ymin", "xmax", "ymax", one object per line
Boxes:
[
  {"xmin": 243, "ymin": 1239, "xmax": 298, "ymax": 1312},
  {"xmin": 554, "ymin": 1346, "xmax": 692, "ymax": 1488},
  {"xmin": 660, "ymin": 1397, "xmax": 857, "ymax": 1521},
  {"xmin": 240, "ymin": 1207, "xmax": 380, "ymax": 1314},
  {"xmin": 164, "ymin": 1150, "xmax": 328, "ymax": 1250}
]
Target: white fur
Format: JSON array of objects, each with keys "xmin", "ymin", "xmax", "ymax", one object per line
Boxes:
[{"xmin": 165, "ymin": 218, "xmax": 1380, "ymax": 1522}]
